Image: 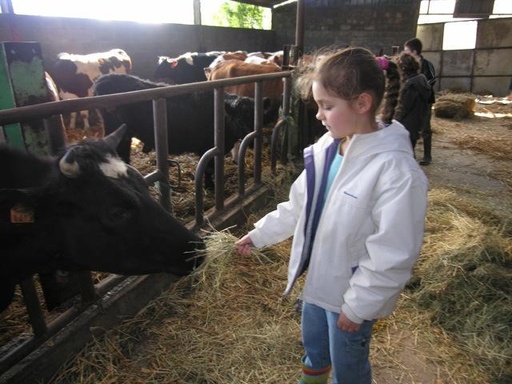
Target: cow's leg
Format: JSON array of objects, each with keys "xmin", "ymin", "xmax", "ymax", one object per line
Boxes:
[
  {"xmin": 93, "ymin": 109, "xmax": 105, "ymax": 137},
  {"xmin": 69, "ymin": 111, "xmax": 77, "ymax": 130},
  {"xmin": 230, "ymin": 140, "xmax": 241, "ymax": 164},
  {"xmin": 80, "ymin": 110, "xmax": 91, "ymax": 130},
  {"xmin": 83, "ymin": 109, "xmax": 104, "ymax": 137}
]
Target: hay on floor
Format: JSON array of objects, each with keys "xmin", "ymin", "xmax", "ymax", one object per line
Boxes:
[
  {"xmin": 434, "ymin": 93, "xmax": 476, "ymax": 119},
  {"xmin": 49, "ymin": 229, "xmax": 304, "ymax": 384},
  {"xmin": 406, "ymin": 187, "xmax": 512, "ymax": 382}
]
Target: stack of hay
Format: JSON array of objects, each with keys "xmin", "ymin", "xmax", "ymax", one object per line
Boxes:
[{"xmin": 434, "ymin": 93, "xmax": 476, "ymax": 119}]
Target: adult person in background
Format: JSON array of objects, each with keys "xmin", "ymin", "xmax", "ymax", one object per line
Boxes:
[
  {"xmin": 403, "ymin": 37, "xmax": 436, "ymax": 165},
  {"xmin": 394, "ymin": 52, "xmax": 431, "ymax": 158}
]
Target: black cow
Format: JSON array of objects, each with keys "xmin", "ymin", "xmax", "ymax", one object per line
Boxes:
[
  {"xmin": 92, "ymin": 73, "xmax": 271, "ymax": 190},
  {"xmin": 0, "ymin": 125, "xmax": 204, "ymax": 312},
  {"xmin": 154, "ymin": 51, "xmax": 222, "ymax": 84}
]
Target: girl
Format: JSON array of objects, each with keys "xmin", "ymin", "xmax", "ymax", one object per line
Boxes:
[
  {"xmin": 394, "ymin": 51, "xmax": 432, "ymax": 158},
  {"xmin": 235, "ymin": 47, "xmax": 428, "ymax": 384}
]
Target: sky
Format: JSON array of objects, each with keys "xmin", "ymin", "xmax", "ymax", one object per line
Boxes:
[
  {"xmin": 10, "ymin": 0, "xmax": 227, "ymax": 24},
  {"xmin": 10, "ymin": 0, "xmax": 512, "ymax": 25}
]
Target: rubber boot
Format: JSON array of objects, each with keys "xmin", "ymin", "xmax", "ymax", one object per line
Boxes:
[
  {"xmin": 420, "ymin": 135, "xmax": 432, "ymax": 165},
  {"xmin": 298, "ymin": 356, "xmax": 331, "ymax": 384}
]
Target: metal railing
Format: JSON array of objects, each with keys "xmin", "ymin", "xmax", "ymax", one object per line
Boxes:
[{"xmin": 0, "ymin": 69, "xmax": 294, "ymax": 379}]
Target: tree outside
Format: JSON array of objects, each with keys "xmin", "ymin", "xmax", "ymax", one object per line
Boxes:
[{"xmin": 211, "ymin": 1, "xmax": 271, "ymax": 29}]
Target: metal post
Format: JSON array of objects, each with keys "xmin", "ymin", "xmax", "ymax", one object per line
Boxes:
[{"xmin": 153, "ymin": 98, "xmax": 171, "ymax": 213}]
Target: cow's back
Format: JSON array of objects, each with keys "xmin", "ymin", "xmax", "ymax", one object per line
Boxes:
[
  {"xmin": 207, "ymin": 60, "xmax": 283, "ymax": 123},
  {"xmin": 154, "ymin": 52, "xmax": 220, "ymax": 84},
  {"xmin": 208, "ymin": 60, "xmax": 283, "ymax": 97},
  {"xmin": 93, "ymin": 74, "xmax": 218, "ymax": 159},
  {"xmin": 50, "ymin": 49, "xmax": 132, "ymax": 97}
]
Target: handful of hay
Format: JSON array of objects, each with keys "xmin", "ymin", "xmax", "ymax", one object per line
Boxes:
[{"xmin": 189, "ymin": 227, "xmax": 276, "ymax": 296}]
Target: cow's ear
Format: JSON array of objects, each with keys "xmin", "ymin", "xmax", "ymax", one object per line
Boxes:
[
  {"xmin": 169, "ymin": 59, "xmax": 179, "ymax": 69},
  {"xmin": 103, "ymin": 123, "xmax": 127, "ymax": 150}
]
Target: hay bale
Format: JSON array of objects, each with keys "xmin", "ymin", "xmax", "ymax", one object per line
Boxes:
[{"xmin": 434, "ymin": 93, "xmax": 476, "ymax": 119}]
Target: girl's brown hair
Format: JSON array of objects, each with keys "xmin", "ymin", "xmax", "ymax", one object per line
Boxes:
[
  {"xmin": 396, "ymin": 52, "xmax": 420, "ymax": 78},
  {"xmin": 295, "ymin": 46, "xmax": 400, "ymax": 124}
]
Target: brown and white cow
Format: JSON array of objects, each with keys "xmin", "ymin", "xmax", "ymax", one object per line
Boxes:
[
  {"xmin": 206, "ymin": 50, "xmax": 249, "ymax": 72},
  {"xmin": 47, "ymin": 48, "xmax": 132, "ymax": 132},
  {"xmin": 204, "ymin": 59, "xmax": 284, "ymax": 125},
  {"xmin": 244, "ymin": 50, "xmax": 284, "ymax": 66}
]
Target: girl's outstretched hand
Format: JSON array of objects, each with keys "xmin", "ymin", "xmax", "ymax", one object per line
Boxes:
[{"xmin": 234, "ymin": 234, "xmax": 254, "ymax": 256}]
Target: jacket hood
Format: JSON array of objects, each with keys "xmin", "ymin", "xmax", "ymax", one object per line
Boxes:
[{"xmin": 313, "ymin": 121, "xmax": 413, "ymax": 160}]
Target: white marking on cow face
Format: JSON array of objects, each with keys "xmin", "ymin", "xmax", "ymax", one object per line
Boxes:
[{"xmin": 100, "ymin": 155, "xmax": 128, "ymax": 179}]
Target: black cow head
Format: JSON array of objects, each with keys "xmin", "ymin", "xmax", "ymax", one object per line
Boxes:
[{"xmin": 0, "ymin": 125, "xmax": 204, "ymax": 312}]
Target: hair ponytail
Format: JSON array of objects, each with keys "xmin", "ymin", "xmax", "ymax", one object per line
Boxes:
[{"xmin": 378, "ymin": 57, "xmax": 401, "ymax": 124}]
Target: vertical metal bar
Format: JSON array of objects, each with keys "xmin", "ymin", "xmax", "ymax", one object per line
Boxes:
[
  {"xmin": 153, "ymin": 98, "xmax": 171, "ymax": 213},
  {"xmin": 20, "ymin": 278, "xmax": 48, "ymax": 337},
  {"xmin": 295, "ymin": 0, "xmax": 305, "ymax": 58},
  {"xmin": 282, "ymin": 76, "xmax": 291, "ymax": 117},
  {"xmin": 43, "ymin": 117, "xmax": 66, "ymax": 155},
  {"xmin": 295, "ymin": 0, "xmax": 306, "ymax": 151},
  {"xmin": 282, "ymin": 45, "xmax": 291, "ymax": 69},
  {"xmin": 214, "ymin": 88, "xmax": 225, "ymax": 210},
  {"xmin": 282, "ymin": 76, "xmax": 292, "ymax": 163},
  {"xmin": 253, "ymin": 82, "xmax": 263, "ymax": 186}
]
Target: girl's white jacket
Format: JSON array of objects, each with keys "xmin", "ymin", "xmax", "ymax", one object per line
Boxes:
[{"xmin": 248, "ymin": 121, "xmax": 429, "ymax": 324}]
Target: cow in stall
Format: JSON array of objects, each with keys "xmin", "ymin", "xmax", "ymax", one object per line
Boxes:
[
  {"xmin": 0, "ymin": 125, "xmax": 204, "ymax": 312},
  {"xmin": 154, "ymin": 51, "xmax": 222, "ymax": 84},
  {"xmin": 92, "ymin": 73, "xmax": 273, "ymax": 190},
  {"xmin": 47, "ymin": 48, "xmax": 132, "ymax": 134},
  {"xmin": 204, "ymin": 59, "xmax": 284, "ymax": 126},
  {"xmin": 206, "ymin": 50, "xmax": 249, "ymax": 72}
]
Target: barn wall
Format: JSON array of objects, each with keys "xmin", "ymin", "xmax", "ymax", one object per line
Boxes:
[
  {"xmin": 418, "ymin": 18, "xmax": 512, "ymax": 96},
  {"xmin": 1, "ymin": 8, "xmax": 510, "ymax": 97},
  {"xmin": 0, "ymin": 14, "xmax": 278, "ymax": 80},
  {"xmin": 273, "ymin": 0, "xmax": 421, "ymax": 56},
  {"xmin": 272, "ymin": 1, "xmax": 511, "ymax": 97}
]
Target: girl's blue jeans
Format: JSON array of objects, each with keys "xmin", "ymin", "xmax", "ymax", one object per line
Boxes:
[{"xmin": 301, "ymin": 301, "xmax": 374, "ymax": 384}]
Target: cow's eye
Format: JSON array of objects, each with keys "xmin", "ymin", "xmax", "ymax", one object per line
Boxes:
[{"xmin": 106, "ymin": 206, "xmax": 131, "ymax": 224}]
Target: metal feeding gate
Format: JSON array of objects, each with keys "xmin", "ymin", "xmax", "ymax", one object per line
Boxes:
[{"xmin": 0, "ymin": 41, "xmax": 296, "ymax": 383}]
